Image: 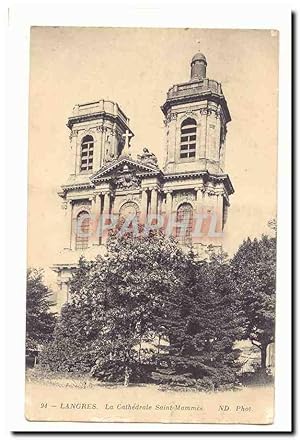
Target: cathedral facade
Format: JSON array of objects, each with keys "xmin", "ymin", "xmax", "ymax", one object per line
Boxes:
[{"xmin": 53, "ymin": 53, "xmax": 234, "ymax": 309}]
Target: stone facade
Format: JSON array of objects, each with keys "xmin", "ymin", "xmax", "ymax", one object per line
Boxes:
[{"xmin": 52, "ymin": 53, "xmax": 234, "ymax": 309}]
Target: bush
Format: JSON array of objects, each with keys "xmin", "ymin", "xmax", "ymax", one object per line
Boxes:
[
  {"xmin": 239, "ymin": 369, "xmax": 274, "ymax": 386},
  {"xmin": 93, "ymin": 359, "xmax": 154, "ymax": 384},
  {"xmin": 195, "ymin": 377, "xmax": 215, "ymax": 392},
  {"xmin": 39, "ymin": 339, "xmax": 97, "ymax": 374}
]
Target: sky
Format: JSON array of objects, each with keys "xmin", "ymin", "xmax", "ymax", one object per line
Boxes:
[{"xmin": 27, "ymin": 27, "xmax": 278, "ymax": 274}]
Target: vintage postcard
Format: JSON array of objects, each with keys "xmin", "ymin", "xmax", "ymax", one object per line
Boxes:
[{"xmin": 25, "ymin": 26, "xmax": 278, "ymax": 424}]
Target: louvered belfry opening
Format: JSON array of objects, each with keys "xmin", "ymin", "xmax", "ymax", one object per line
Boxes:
[
  {"xmin": 180, "ymin": 118, "xmax": 197, "ymax": 159},
  {"xmin": 80, "ymin": 135, "xmax": 94, "ymax": 171}
]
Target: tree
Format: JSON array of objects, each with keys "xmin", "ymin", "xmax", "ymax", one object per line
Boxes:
[
  {"xmin": 104, "ymin": 232, "xmax": 201, "ymax": 385},
  {"xmin": 41, "ymin": 233, "xmax": 247, "ymax": 389},
  {"xmin": 153, "ymin": 250, "xmax": 244, "ymax": 390},
  {"xmin": 40, "ymin": 256, "xmax": 113, "ymax": 374},
  {"xmin": 231, "ymin": 235, "xmax": 276, "ymax": 372},
  {"xmin": 26, "ymin": 268, "xmax": 56, "ymax": 351},
  {"xmin": 41, "ymin": 232, "xmax": 189, "ymax": 385}
]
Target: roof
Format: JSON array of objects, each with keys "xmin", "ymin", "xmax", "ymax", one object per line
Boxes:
[{"xmin": 191, "ymin": 53, "xmax": 207, "ymax": 64}]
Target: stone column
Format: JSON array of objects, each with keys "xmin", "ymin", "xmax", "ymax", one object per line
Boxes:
[
  {"xmin": 215, "ymin": 110, "xmax": 222, "ymax": 163},
  {"xmin": 213, "ymin": 193, "xmax": 223, "ymax": 234},
  {"xmin": 157, "ymin": 190, "xmax": 162, "ymax": 216},
  {"xmin": 195, "ymin": 187, "xmax": 203, "ymax": 213},
  {"xmin": 56, "ymin": 269, "xmax": 72, "ymax": 310},
  {"xmin": 140, "ymin": 189, "xmax": 148, "ymax": 223},
  {"xmin": 94, "ymin": 123, "xmax": 103, "ymax": 171},
  {"xmin": 64, "ymin": 200, "xmax": 73, "ymax": 250},
  {"xmin": 165, "ymin": 190, "xmax": 173, "ymax": 216},
  {"xmin": 164, "ymin": 114, "xmax": 177, "ymax": 172},
  {"xmin": 204, "ymin": 190, "xmax": 222, "ymax": 241},
  {"xmin": 60, "ymin": 280, "xmax": 69, "ymax": 307},
  {"xmin": 112, "ymin": 123, "xmax": 117, "ymax": 157},
  {"xmin": 101, "ymin": 191, "xmax": 111, "ymax": 243},
  {"xmin": 91, "ymin": 194, "xmax": 102, "ymax": 246},
  {"xmin": 103, "ymin": 191, "xmax": 110, "ymax": 215},
  {"xmin": 100, "ymin": 126, "xmax": 106, "ymax": 169},
  {"xmin": 150, "ymin": 188, "xmax": 158, "ymax": 215},
  {"xmin": 219, "ymin": 124, "xmax": 227, "ymax": 171},
  {"xmin": 69, "ymin": 130, "xmax": 79, "ymax": 174},
  {"xmin": 199, "ymin": 108, "xmax": 208, "ymax": 159},
  {"xmin": 196, "ymin": 117, "xmax": 202, "ymax": 161}
]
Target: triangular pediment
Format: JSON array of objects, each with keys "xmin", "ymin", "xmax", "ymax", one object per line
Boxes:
[{"xmin": 91, "ymin": 156, "xmax": 162, "ymax": 183}]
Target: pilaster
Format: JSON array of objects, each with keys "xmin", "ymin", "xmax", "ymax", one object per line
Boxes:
[
  {"xmin": 140, "ymin": 189, "xmax": 148, "ymax": 222},
  {"xmin": 195, "ymin": 187, "xmax": 203, "ymax": 213},
  {"xmin": 63, "ymin": 200, "xmax": 73, "ymax": 250},
  {"xmin": 165, "ymin": 190, "xmax": 173, "ymax": 215},
  {"xmin": 90, "ymin": 193, "xmax": 102, "ymax": 246},
  {"xmin": 150, "ymin": 188, "xmax": 158, "ymax": 215}
]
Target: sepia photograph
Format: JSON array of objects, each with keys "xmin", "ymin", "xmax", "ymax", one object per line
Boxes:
[{"xmin": 24, "ymin": 26, "xmax": 279, "ymax": 425}]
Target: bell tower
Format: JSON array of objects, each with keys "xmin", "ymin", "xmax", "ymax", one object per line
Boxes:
[
  {"xmin": 161, "ymin": 53, "xmax": 231, "ymax": 175},
  {"xmin": 67, "ymin": 99, "xmax": 134, "ymax": 175}
]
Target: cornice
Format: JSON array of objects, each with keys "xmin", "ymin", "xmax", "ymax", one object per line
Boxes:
[
  {"xmin": 163, "ymin": 170, "xmax": 234, "ymax": 195},
  {"xmin": 59, "ymin": 166, "xmax": 234, "ymax": 198},
  {"xmin": 91, "ymin": 157, "xmax": 163, "ymax": 183},
  {"xmin": 161, "ymin": 91, "xmax": 231, "ymax": 124},
  {"xmin": 66, "ymin": 111, "xmax": 132, "ymax": 133},
  {"xmin": 59, "ymin": 182, "xmax": 95, "ymax": 197}
]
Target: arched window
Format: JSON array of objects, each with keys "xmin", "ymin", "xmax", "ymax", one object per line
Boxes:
[
  {"xmin": 180, "ymin": 118, "xmax": 197, "ymax": 159},
  {"xmin": 176, "ymin": 203, "xmax": 193, "ymax": 243},
  {"xmin": 75, "ymin": 211, "xmax": 90, "ymax": 250},
  {"xmin": 80, "ymin": 135, "xmax": 94, "ymax": 172}
]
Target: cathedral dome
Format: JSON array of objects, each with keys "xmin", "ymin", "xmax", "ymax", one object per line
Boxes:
[{"xmin": 191, "ymin": 52, "xmax": 207, "ymax": 64}]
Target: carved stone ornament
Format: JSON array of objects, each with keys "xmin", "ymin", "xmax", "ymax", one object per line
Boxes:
[
  {"xmin": 206, "ymin": 189, "xmax": 217, "ymax": 197},
  {"xmin": 137, "ymin": 147, "xmax": 158, "ymax": 168},
  {"xmin": 173, "ymin": 191, "xmax": 196, "ymax": 202},
  {"xmin": 121, "ymin": 194, "xmax": 140, "ymax": 204},
  {"xmin": 184, "ymin": 109, "xmax": 196, "ymax": 118},
  {"xmin": 115, "ymin": 165, "xmax": 140, "ymax": 190},
  {"xmin": 69, "ymin": 129, "xmax": 78, "ymax": 141},
  {"xmin": 200, "ymin": 107, "xmax": 221, "ymax": 119},
  {"xmin": 199, "ymin": 108, "xmax": 208, "ymax": 116},
  {"xmin": 166, "ymin": 112, "xmax": 177, "ymax": 123},
  {"xmin": 105, "ymin": 152, "xmax": 116, "ymax": 164},
  {"xmin": 215, "ymin": 109, "xmax": 222, "ymax": 119},
  {"xmin": 73, "ymin": 199, "xmax": 91, "ymax": 209},
  {"xmin": 83, "ymin": 128, "xmax": 93, "ymax": 135}
]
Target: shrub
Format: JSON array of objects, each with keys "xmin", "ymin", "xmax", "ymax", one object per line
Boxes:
[{"xmin": 39, "ymin": 339, "xmax": 97, "ymax": 374}]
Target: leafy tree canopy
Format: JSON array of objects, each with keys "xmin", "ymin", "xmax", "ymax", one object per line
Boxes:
[
  {"xmin": 231, "ymin": 234, "xmax": 276, "ymax": 370},
  {"xmin": 41, "ymin": 233, "xmax": 246, "ymax": 389},
  {"xmin": 26, "ymin": 268, "xmax": 57, "ymax": 350}
]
